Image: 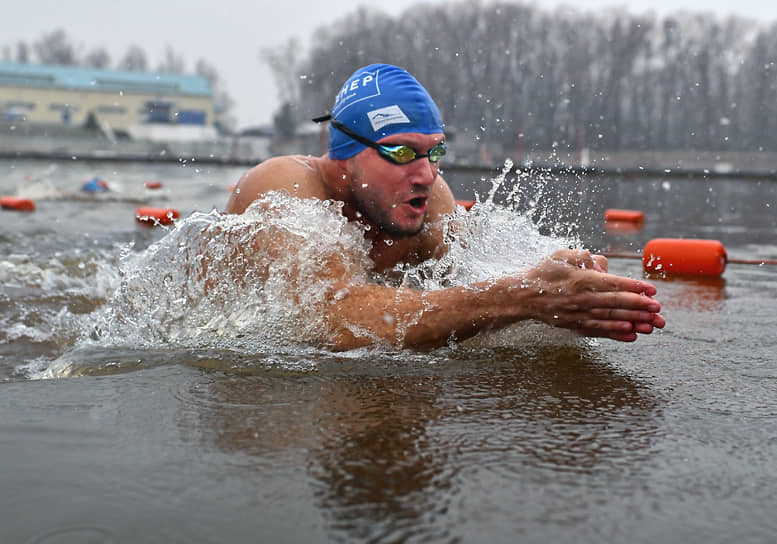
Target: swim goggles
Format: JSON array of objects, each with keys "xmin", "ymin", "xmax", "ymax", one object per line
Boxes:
[{"xmin": 313, "ymin": 115, "xmax": 446, "ymax": 165}]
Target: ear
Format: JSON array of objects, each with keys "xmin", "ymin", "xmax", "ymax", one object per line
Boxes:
[{"xmin": 332, "ymin": 158, "xmax": 351, "ymax": 177}]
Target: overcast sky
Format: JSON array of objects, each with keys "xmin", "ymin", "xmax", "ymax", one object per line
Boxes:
[{"xmin": 4, "ymin": 0, "xmax": 776, "ymax": 130}]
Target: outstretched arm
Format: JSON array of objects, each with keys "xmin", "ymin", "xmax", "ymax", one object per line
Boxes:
[
  {"xmin": 223, "ymin": 158, "xmax": 664, "ymax": 350},
  {"xmin": 323, "ymin": 248, "xmax": 664, "ymax": 350}
]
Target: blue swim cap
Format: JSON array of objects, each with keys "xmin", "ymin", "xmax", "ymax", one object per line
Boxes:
[{"xmin": 328, "ymin": 64, "xmax": 443, "ymax": 160}]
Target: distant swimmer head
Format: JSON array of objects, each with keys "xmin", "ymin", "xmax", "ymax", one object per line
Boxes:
[{"xmin": 315, "ymin": 64, "xmax": 444, "ymax": 160}]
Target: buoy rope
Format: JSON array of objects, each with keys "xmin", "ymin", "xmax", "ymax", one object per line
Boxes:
[
  {"xmin": 601, "ymin": 252, "xmax": 641, "ymax": 260},
  {"xmin": 602, "ymin": 250, "xmax": 777, "ymax": 266},
  {"xmin": 727, "ymin": 257, "xmax": 777, "ymax": 265}
]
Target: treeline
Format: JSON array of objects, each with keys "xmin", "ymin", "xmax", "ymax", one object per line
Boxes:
[
  {"xmin": 285, "ymin": 3, "xmax": 777, "ymax": 152},
  {"xmin": 2, "ymin": 29, "xmax": 235, "ymax": 131}
]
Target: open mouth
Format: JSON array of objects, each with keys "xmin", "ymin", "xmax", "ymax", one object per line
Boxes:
[{"xmin": 408, "ymin": 196, "xmax": 427, "ymax": 209}]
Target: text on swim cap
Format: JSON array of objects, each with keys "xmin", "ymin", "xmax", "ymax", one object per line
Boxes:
[{"xmin": 333, "ymin": 72, "xmax": 380, "ymax": 115}]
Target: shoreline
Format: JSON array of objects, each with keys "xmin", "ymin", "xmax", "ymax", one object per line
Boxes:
[{"xmin": 2, "ymin": 148, "xmax": 776, "ymax": 181}]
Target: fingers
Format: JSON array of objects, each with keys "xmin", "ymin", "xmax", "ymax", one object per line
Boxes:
[
  {"xmin": 562, "ymin": 306, "xmax": 665, "ymax": 341},
  {"xmin": 586, "ymin": 271, "xmax": 659, "ymax": 298},
  {"xmin": 551, "ymin": 248, "xmax": 597, "ymax": 270},
  {"xmin": 569, "ymin": 290, "xmax": 661, "ymax": 317},
  {"xmin": 588, "ymin": 308, "xmax": 664, "ymax": 326},
  {"xmin": 578, "ymin": 319, "xmax": 655, "ymax": 334},
  {"xmin": 592, "ymin": 254, "xmax": 608, "ymax": 273},
  {"xmin": 528, "ymin": 251, "xmax": 666, "ymax": 342},
  {"xmin": 549, "ymin": 249, "xmax": 608, "ymax": 274},
  {"xmin": 650, "ymin": 313, "xmax": 666, "ymax": 329}
]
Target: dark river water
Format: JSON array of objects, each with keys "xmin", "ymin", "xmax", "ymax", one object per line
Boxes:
[{"xmin": 1, "ymin": 158, "xmax": 776, "ymax": 543}]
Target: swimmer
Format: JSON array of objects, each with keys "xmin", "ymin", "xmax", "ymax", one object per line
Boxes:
[{"xmin": 226, "ymin": 63, "xmax": 665, "ymax": 350}]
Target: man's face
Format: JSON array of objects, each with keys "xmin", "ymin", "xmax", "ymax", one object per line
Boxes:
[{"xmin": 347, "ymin": 132, "xmax": 444, "ymax": 237}]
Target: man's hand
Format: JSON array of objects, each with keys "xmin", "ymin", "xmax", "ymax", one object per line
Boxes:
[{"xmin": 523, "ymin": 249, "xmax": 665, "ymax": 342}]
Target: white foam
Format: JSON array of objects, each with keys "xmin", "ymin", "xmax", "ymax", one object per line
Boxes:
[{"xmin": 38, "ymin": 168, "xmax": 585, "ymax": 376}]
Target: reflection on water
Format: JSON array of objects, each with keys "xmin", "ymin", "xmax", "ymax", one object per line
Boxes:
[
  {"xmin": 310, "ymin": 376, "xmax": 448, "ymax": 541},
  {"xmin": 182, "ymin": 345, "xmax": 659, "ymax": 541},
  {"xmin": 649, "ymin": 275, "xmax": 727, "ymax": 312}
]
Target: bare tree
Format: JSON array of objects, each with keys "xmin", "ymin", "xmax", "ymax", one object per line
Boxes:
[
  {"xmin": 260, "ymin": 38, "xmax": 305, "ymax": 135},
  {"xmin": 16, "ymin": 41, "xmax": 30, "ymax": 63},
  {"xmin": 196, "ymin": 58, "xmax": 236, "ymax": 132},
  {"xmin": 261, "ymin": 38, "xmax": 303, "ymax": 106},
  {"xmin": 34, "ymin": 29, "xmax": 78, "ymax": 65},
  {"xmin": 157, "ymin": 46, "xmax": 185, "ymax": 74},
  {"xmin": 175, "ymin": 3, "xmax": 777, "ymax": 152},
  {"xmin": 118, "ymin": 45, "xmax": 148, "ymax": 72},
  {"xmin": 84, "ymin": 47, "xmax": 111, "ymax": 69}
]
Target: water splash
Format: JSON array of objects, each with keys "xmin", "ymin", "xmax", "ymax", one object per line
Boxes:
[
  {"xmin": 83, "ymin": 194, "xmax": 371, "ymax": 349},
  {"xmin": 41, "ymin": 171, "xmax": 584, "ymax": 377}
]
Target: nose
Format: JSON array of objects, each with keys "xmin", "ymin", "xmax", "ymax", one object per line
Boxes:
[{"xmin": 408, "ymin": 157, "xmax": 438, "ymax": 188}]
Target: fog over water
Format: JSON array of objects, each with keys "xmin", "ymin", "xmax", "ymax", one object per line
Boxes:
[{"xmin": 3, "ymin": 0, "xmax": 775, "ymax": 130}]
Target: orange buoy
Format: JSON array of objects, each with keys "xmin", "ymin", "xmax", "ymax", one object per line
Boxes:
[
  {"xmin": 605, "ymin": 238, "xmax": 777, "ymax": 277},
  {"xmin": 144, "ymin": 181, "xmax": 163, "ymax": 189},
  {"xmin": 605, "ymin": 221, "xmax": 643, "ymax": 234},
  {"xmin": 135, "ymin": 206, "xmax": 180, "ymax": 226},
  {"xmin": 643, "ymin": 238, "xmax": 727, "ymax": 276},
  {"xmin": 604, "ymin": 209, "xmax": 645, "ymax": 224},
  {"xmin": 456, "ymin": 199, "xmax": 476, "ymax": 211},
  {"xmin": 1, "ymin": 196, "xmax": 35, "ymax": 212}
]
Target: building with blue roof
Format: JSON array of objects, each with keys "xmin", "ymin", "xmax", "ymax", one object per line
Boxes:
[{"xmin": 0, "ymin": 62, "xmax": 216, "ymax": 137}]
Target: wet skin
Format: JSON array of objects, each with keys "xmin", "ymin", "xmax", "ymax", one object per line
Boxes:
[{"xmin": 224, "ymin": 135, "xmax": 665, "ymax": 349}]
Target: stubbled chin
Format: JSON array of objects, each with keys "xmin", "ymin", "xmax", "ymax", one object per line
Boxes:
[{"xmin": 383, "ymin": 213, "xmax": 426, "ymax": 238}]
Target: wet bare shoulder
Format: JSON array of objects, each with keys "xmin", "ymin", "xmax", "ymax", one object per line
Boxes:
[{"xmin": 226, "ymin": 156, "xmax": 329, "ymax": 214}]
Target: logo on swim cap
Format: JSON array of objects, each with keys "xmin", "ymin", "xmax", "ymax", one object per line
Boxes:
[
  {"xmin": 327, "ymin": 64, "xmax": 443, "ymax": 160},
  {"xmin": 367, "ymin": 105, "xmax": 410, "ymax": 132},
  {"xmin": 332, "ymin": 69, "xmax": 379, "ymax": 118}
]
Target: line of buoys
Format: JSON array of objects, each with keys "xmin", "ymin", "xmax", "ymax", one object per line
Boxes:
[
  {"xmin": 1, "ymin": 196, "xmax": 35, "ymax": 212},
  {"xmin": 135, "ymin": 206, "xmax": 180, "ymax": 226},
  {"xmin": 144, "ymin": 180, "xmax": 163, "ymax": 190},
  {"xmin": 453, "ymin": 202, "xmax": 775, "ymax": 277},
  {"xmin": 604, "ymin": 237, "xmax": 777, "ymax": 277},
  {"xmin": 604, "ymin": 209, "xmax": 645, "ymax": 224},
  {"xmin": 604, "ymin": 208, "xmax": 645, "ymax": 232}
]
